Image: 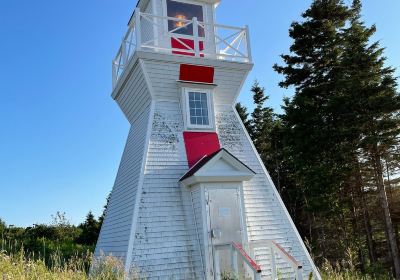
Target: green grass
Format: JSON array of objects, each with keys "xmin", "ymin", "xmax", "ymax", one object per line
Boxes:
[
  {"xmin": 0, "ymin": 249, "xmax": 137, "ymax": 280},
  {"xmin": 0, "ymin": 249, "xmax": 394, "ymax": 280}
]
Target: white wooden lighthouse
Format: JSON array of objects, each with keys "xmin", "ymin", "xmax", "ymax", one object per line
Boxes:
[{"xmin": 95, "ymin": 1, "xmax": 321, "ymax": 279}]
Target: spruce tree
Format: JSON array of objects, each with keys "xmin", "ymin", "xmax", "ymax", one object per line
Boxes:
[
  {"xmin": 77, "ymin": 211, "xmax": 101, "ymax": 245},
  {"xmin": 235, "ymin": 102, "xmax": 252, "ymax": 134},
  {"xmin": 339, "ymin": 0, "xmax": 400, "ymax": 276},
  {"xmin": 250, "ymin": 81, "xmax": 275, "ymax": 155},
  {"xmin": 275, "ymin": 0, "xmax": 400, "ymax": 275},
  {"xmin": 274, "ymin": 0, "xmax": 352, "ymax": 214}
]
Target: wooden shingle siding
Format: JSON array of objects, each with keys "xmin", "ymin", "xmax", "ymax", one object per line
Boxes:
[
  {"xmin": 129, "ymin": 101, "xmax": 204, "ymax": 279},
  {"xmin": 142, "ymin": 59, "xmax": 249, "ymax": 105},
  {"xmin": 115, "ymin": 61, "xmax": 152, "ymax": 124},
  {"xmin": 191, "ymin": 187, "xmax": 205, "ymax": 273},
  {"xmin": 95, "ymin": 106, "xmax": 151, "ymax": 262},
  {"xmin": 215, "ymin": 104, "xmax": 315, "ymax": 279}
]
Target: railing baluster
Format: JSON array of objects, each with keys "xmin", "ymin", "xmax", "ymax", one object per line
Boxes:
[
  {"xmin": 121, "ymin": 42, "xmax": 127, "ymax": 66},
  {"xmin": 296, "ymin": 267, "xmax": 304, "ymax": 280},
  {"xmin": 112, "ymin": 61, "xmax": 117, "ymax": 89},
  {"xmin": 214, "ymin": 249, "xmax": 221, "ymax": 280},
  {"xmin": 245, "ymin": 25, "xmax": 252, "ymax": 62},
  {"xmin": 192, "ymin": 17, "xmax": 200, "ymax": 57},
  {"xmin": 135, "ymin": 8, "xmax": 142, "ymax": 51},
  {"xmin": 270, "ymin": 246, "xmax": 277, "ymax": 280},
  {"xmin": 230, "ymin": 244, "xmax": 238, "ymax": 274}
]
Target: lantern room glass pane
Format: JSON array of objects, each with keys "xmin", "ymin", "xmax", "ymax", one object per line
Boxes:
[
  {"xmin": 166, "ymin": 0, "xmax": 205, "ymax": 37},
  {"xmin": 188, "ymin": 91, "xmax": 209, "ymax": 126}
]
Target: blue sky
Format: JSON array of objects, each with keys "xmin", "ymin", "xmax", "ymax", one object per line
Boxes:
[{"xmin": 0, "ymin": 0, "xmax": 399, "ymax": 227}]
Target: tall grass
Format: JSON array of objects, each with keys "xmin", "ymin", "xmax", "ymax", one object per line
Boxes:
[
  {"xmin": 0, "ymin": 248, "xmax": 394, "ymax": 280},
  {"xmin": 320, "ymin": 248, "xmax": 393, "ymax": 280},
  {"xmin": 0, "ymin": 249, "xmax": 136, "ymax": 280}
]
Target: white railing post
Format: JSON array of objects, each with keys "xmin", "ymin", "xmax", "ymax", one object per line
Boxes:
[
  {"xmin": 296, "ymin": 267, "xmax": 304, "ymax": 280},
  {"xmin": 112, "ymin": 61, "xmax": 116, "ymax": 89},
  {"xmin": 245, "ymin": 25, "xmax": 252, "ymax": 62},
  {"xmin": 121, "ymin": 41, "xmax": 127, "ymax": 66},
  {"xmin": 254, "ymin": 271, "xmax": 261, "ymax": 280},
  {"xmin": 192, "ymin": 17, "xmax": 200, "ymax": 57},
  {"xmin": 135, "ymin": 8, "xmax": 142, "ymax": 51},
  {"xmin": 230, "ymin": 245, "xmax": 238, "ymax": 274},
  {"xmin": 214, "ymin": 249, "xmax": 221, "ymax": 280},
  {"xmin": 270, "ymin": 246, "xmax": 277, "ymax": 280}
]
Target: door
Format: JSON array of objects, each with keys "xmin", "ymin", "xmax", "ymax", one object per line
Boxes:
[{"xmin": 207, "ymin": 187, "xmax": 244, "ymax": 276}]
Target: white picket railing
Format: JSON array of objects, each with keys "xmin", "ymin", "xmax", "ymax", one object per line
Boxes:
[
  {"xmin": 250, "ymin": 240, "xmax": 304, "ymax": 280},
  {"xmin": 112, "ymin": 8, "xmax": 252, "ymax": 88},
  {"xmin": 213, "ymin": 240, "xmax": 304, "ymax": 280}
]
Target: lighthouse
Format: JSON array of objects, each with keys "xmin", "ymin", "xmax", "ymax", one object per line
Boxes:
[{"xmin": 95, "ymin": 0, "xmax": 321, "ymax": 279}]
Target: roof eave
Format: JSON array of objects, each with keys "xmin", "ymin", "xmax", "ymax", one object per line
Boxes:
[{"xmin": 181, "ymin": 174, "xmax": 254, "ymax": 187}]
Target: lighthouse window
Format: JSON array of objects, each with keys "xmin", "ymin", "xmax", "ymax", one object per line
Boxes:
[
  {"xmin": 166, "ymin": 0, "xmax": 205, "ymax": 37},
  {"xmin": 183, "ymin": 88, "xmax": 214, "ymax": 129},
  {"xmin": 188, "ymin": 92, "xmax": 209, "ymax": 125}
]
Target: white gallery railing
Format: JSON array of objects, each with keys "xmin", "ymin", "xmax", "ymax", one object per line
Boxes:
[
  {"xmin": 112, "ymin": 8, "xmax": 252, "ymax": 88},
  {"xmin": 213, "ymin": 240, "xmax": 304, "ymax": 280}
]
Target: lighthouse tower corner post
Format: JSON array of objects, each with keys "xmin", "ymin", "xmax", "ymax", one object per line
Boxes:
[{"xmin": 94, "ymin": 0, "xmax": 322, "ymax": 279}]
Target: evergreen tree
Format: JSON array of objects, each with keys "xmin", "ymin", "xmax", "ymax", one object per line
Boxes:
[
  {"xmin": 235, "ymin": 102, "xmax": 252, "ymax": 134},
  {"xmin": 249, "ymin": 81, "xmax": 275, "ymax": 158},
  {"xmin": 77, "ymin": 211, "xmax": 100, "ymax": 246},
  {"xmin": 274, "ymin": 0, "xmax": 352, "ymax": 215},
  {"xmin": 274, "ymin": 0, "xmax": 400, "ymax": 275},
  {"xmin": 0, "ymin": 218, "xmax": 6, "ymax": 234},
  {"xmin": 98, "ymin": 192, "xmax": 111, "ymax": 227},
  {"xmin": 339, "ymin": 0, "xmax": 400, "ymax": 276}
]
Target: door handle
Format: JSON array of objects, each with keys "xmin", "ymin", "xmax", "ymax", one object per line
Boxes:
[{"xmin": 211, "ymin": 229, "xmax": 222, "ymax": 239}]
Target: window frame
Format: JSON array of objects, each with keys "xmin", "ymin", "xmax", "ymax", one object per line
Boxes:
[
  {"xmin": 182, "ymin": 87, "xmax": 215, "ymax": 130},
  {"xmin": 163, "ymin": 0, "xmax": 208, "ymax": 37},
  {"xmin": 165, "ymin": 0, "xmax": 205, "ymax": 37}
]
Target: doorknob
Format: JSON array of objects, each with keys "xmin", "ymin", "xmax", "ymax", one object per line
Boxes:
[{"xmin": 211, "ymin": 229, "xmax": 222, "ymax": 239}]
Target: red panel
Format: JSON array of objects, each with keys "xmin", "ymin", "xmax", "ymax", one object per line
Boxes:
[
  {"xmin": 183, "ymin": 132, "xmax": 220, "ymax": 168},
  {"xmin": 171, "ymin": 37, "xmax": 204, "ymax": 57},
  {"xmin": 179, "ymin": 64, "xmax": 214, "ymax": 84}
]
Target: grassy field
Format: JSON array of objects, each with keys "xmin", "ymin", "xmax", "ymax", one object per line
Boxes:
[
  {"xmin": 0, "ymin": 250, "xmax": 130, "ymax": 280},
  {"xmin": 0, "ymin": 249, "xmax": 394, "ymax": 280}
]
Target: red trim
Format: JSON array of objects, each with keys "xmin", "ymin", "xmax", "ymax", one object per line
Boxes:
[
  {"xmin": 183, "ymin": 132, "xmax": 220, "ymax": 168},
  {"xmin": 232, "ymin": 242, "xmax": 262, "ymax": 273},
  {"xmin": 171, "ymin": 38, "xmax": 204, "ymax": 57},
  {"xmin": 179, "ymin": 64, "xmax": 214, "ymax": 84}
]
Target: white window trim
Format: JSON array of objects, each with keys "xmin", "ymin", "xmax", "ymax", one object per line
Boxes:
[{"xmin": 182, "ymin": 87, "xmax": 215, "ymax": 131}]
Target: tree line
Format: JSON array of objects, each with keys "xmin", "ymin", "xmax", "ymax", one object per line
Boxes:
[
  {"xmin": 236, "ymin": 0, "xmax": 400, "ymax": 278},
  {"xmin": 0, "ymin": 210, "xmax": 104, "ymax": 267}
]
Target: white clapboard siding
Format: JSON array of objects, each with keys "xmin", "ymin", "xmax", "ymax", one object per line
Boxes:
[
  {"xmin": 215, "ymin": 104, "xmax": 315, "ymax": 279},
  {"xmin": 95, "ymin": 105, "xmax": 151, "ymax": 261},
  {"xmin": 129, "ymin": 101, "xmax": 204, "ymax": 279}
]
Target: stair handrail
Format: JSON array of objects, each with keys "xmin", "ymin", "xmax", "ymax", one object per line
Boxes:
[
  {"xmin": 213, "ymin": 242, "xmax": 262, "ymax": 280},
  {"xmin": 249, "ymin": 239, "xmax": 304, "ymax": 280}
]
